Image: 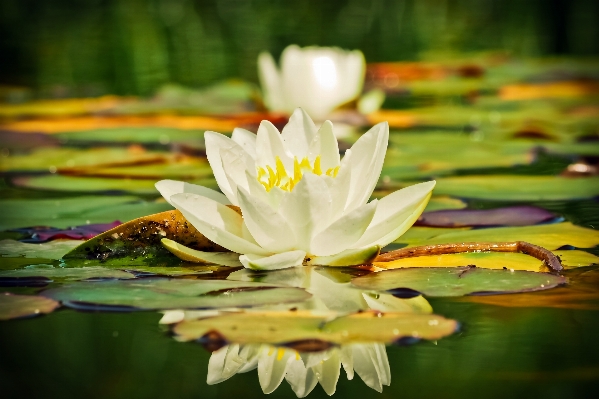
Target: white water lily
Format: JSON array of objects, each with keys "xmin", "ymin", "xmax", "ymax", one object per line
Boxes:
[
  {"xmin": 207, "ymin": 343, "xmax": 390, "ymax": 397},
  {"xmin": 156, "ymin": 108, "xmax": 435, "ymax": 271},
  {"xmin": 258, "ymin": 45, "xmax": 366, "ymax": 120}
]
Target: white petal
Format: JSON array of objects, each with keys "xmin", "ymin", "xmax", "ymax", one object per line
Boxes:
[
  {"xmin": 158, "ymin": 310, "xmax": 185, "ymax": 324},
  {"xmin": 352, "ymin": 181, "xmax": 435, "ymax": 248},
  {"xmin": 240, "ymin": 250, "xmax": 306, "ymax": 271},
  {"xmin": 328, "ymin": 150, "xmax": 353, "ymax": 221},
  {"xmin": 219, "ymin": 146, "xmax": 255, "ymax": 206},
  {"xmin": 362, "ymin": 292, "xmax": 432, "ymax": 314},
  {"xmin": 343, "ymin": 122, "xmax": 389, "ymax": 213},
  {"xmin": 307, "ymin": 245, "xmax": 380, "ymax": 267},
  {"xmin": 339, "ymin": 346, "xmax": 354, "ymax": 380},
  {"xmin": 238, "ymin": 345, "xmax": 261, "ymax": 373},
  {"xmin": 279, "ymin": 173, "xmax": 331, "ymax": 251},
  {"xmin": 231, "ymin": 127, "xmax": 257, "ymax": 159},
  {"xmin": 205, "ymin": 131, "xmax": 254, "ymax": 204},
  {"xmin": 237, "ymin": 187, "xmax": 296, "ymax": 253},
  {"xmin": 373, "ymin": 343, "xmax": 391, "ymax": 386},
  {"xmin": 285, "ymin": 358, "xmax": 319, "ymax": 398},
  {"xmin": 155, "ymin": 179, "xmax": 229, "ymax": 206},
  {"xmin": 308, "ymin": 120, "xmax": 340, "ymax": 170},
  {"xmin": 310, "ymin": 200, "xmax": 377, "ymax": 256},
  {"xmin": 256, "ymin": 120, "xmax": 293, "ymax": 172},
  {"xmin": 170, "ymin": 193, "xmax": 269, "ymax": 255},
  {"xmin": 351, "ymin": 344, "xmax": 383, "ymax": 392},
  {"xmin": 258, "ymin": 51, "xmax": 287, "ymax": 112},
  {"xmin": 316, "ymin": 350, "xmax": 341, "ymax": 395},
  {"xmin": 161, "ymin": 238, "xmax": 242, "ymax": 266},
  {"xmin": 207, "ymin": 344, "xmax": 246, "ymax": 384},
  {"xmin": 281, "ymin": 108, "xmax": 317, "ymax": 158},
  {"xmin": 258, "ymin": 346, "xmax": 296, "ymax": 394}
]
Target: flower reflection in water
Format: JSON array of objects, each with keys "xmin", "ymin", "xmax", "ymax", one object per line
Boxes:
[{"xmin": 207, "ymin": 342, "xmax": 390, "ymax": 396}]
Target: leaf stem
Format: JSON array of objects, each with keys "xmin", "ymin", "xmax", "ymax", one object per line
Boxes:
[{"xmin": 375, "ymin": 241, "xmax": 563, "ymax": 272}]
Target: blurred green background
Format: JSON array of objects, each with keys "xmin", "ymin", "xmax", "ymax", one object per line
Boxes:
[{"xmin": 1, "ymin": 0, "xmax": 598, "ymax": 97}]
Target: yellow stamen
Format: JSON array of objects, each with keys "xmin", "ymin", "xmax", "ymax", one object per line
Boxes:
[
  {"xmin": 313, "ymin": 156, "xmax": 322, "ymax": 175},
  {"xmin": 257, "ymin": 156, "xmax": 339, "ymax": 192},
  {"xmin": 276, "ymin": 348, "xmax": 286, "ymax": 361}
]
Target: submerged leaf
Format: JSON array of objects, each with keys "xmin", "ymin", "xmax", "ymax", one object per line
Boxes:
[
  {"xmin": 0, "ymin": 266, "xmax": 135, "ymax": 285},
  {"xmin": 351, "ymin": 267, "xmax": 566, "ymax": 297},
  {"xmin": 0, "ymin": 293, "xmax": 60, "ymax": 320},
  {"xmin": 41, "ymin": 278, "xmax": 311, "ymax": 311},
  {"xmin": 0, "ymin": 239, "xmax": 81, "ymax": 260},
  {"xmin": 172, "ymin": 310, "xmax": 458, "ymax": 344}
]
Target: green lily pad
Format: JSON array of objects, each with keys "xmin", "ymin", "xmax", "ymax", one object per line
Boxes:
[
  {"xmin": 0, "ymin": 239, "xmax": 81, "ymax": 260},
  {"xmin": 397, "ymin": 222, "xmax": 599, "ymax": 250},
  {"xmin": 63, "ymin": 210, "xmax": 225, "ymax": 267},
  {"xmin": 0, "ymin": 196, "xmax": 173, "ymax": 231},
  {"xmin": 0, "ymin": 266, "xmax": 136, "ymax": 283},
  {"xmin": 374, "ymin": 250, "xmax": 599, "ymax": 272},
  {"xmin": 351, "ymin": 267, "xmax": 566, "ymax": 297},
  {"xmin": 11, "ymin": 175, "xmax": 216, "ymax": 195},
  {"xmin": 121, "ymin": 265, "xmax": 216, "ymax": 277},
  {"xmin": 55, "ymin": 127, "xmax": 205, "ymax": 147},
  {"xmin": 429, "ymin": 175, "xmax": 599, "ymax": 201},
  {"xmin": 0, "ymin": 293, "xmax": 60, "ymax": 320},
  {"xmin": 172, "ymin": 310, "xmax": 458, "ymax": 344},
  {"xmin": 64, "ymin": 161, "xmax": 212, "ymax": 180},
  {"xmin": 41, "ymin": 278, "xmax": 311, "ymax": 310}
]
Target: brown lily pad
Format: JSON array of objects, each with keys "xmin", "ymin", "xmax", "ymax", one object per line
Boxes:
[{"xmin": 0, "ymin": 293, "xmax": 60, "ymax": 320}]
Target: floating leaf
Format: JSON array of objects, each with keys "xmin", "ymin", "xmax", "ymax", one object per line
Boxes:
[
  {"xmin": 397, "ymin": 222, "xmax": 599, "ymax": 250},
  {"xmin": 416, "ymin": 206, "xmax": 557, "ymax": 227},
  {"xmin": 0, "ymin": 266, "xmax": 135, "ymax": 286},
  {"xmin": 172, "ymin": 310, "xmax": 458, "ymax": 344},
  {"xmin": 374, "ymin": 250, "xmax": 599, "ymax": 272},
  {"xmin": 430, "ymin": 175, "xmax": 599, "ymax": 201},
  {"xmin": 41, "ymin": 278, "xmax": 311, "ymax": 310},
  {"xmin": 14, "ymin": 222, "xmax": 122, "ymax": 243},
  {"xmin": 0, "ymin": 239, "xmax": 81, "ymax": 260},
  {"xmin": 122, "ymin": 265, "xmax": 216, "ymax": 277},
  {"xmin": 63, "ymin": 210, "xmax": 224, "ymax": 266},
  {"xmin": 0, "ymin": 293, "xmax": 60, "ymax": 320},
  {"xmin": 55, "ymin": 127, "xmax": 205, "ymax": 146},
  {"xmin": 352, "ymin": 267, "xmax": 566, "ymax": 297},
  {"xmin": 11, "ymin": 175, "xmax": 216, "ymax": 195},
  {"xmin": 161, "ymin": 238, "xmax": 242, "ymax": 266},
  {"xmin": 0, "ymin": 196, "xmax": 173, "ymax": 231}
]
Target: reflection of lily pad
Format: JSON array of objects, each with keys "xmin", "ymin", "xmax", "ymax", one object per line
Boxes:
[
  {"xmin": 173, "ymin": 310, "xmax": 458, "ymax": 344},
  {"xmin": 0, "ymin": 266, "xmax": 135, "ymax": 285},
  {"xmin": 374, "ymin": 250, "xmax": 599, "ymax": 272},
  {"xmin": 11, "ymin": 175, "xmax": 217, "ymax": 195},
  {"xmin": 398, "ymin": 222, "xmax": 599, "ymax": 250},
  {"xmin": 351, "ymin": 267, "xmax": 566, "ymax": 297},
  {"xmin": 416, "ymin": 206, "xmax": 556, "ymax": 227},
  {"xmin": 0, "ymin": 196, "xmax": 173, "ymax": 231},
  {"xmin": 430, "ymin": 175, "xmax": 599, "ymax": 201},
  {"xmin": 0, "ymin": 293, "xmax": 60, "ymax": 320},
  {"xmin": 121, "ymin": 265, "xmax": 216, "ymax": 277},
  {"xmin": 0, "ymin": 239, "xmax": 81, "ymax": 260},
  {"xmin": 41, "ymin": 278, "xmax": 311, "ymax": 310}
]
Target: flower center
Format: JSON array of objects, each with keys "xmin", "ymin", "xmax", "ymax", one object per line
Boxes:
[{"xmin": 257, "ymin": 155, "xmax": 340, "ymax": 192}]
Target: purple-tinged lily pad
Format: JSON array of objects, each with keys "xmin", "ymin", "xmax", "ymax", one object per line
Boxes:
[
  {"xmin": 416, "ymin": 206, "xmax": 558, "ymax": 228},
  {"xmin": 351, "ymin": 267, "xmax": 566, "ymax": 297},
  {"xmin": 13, "ymin": 221, "xmax": 122, "ymax": 243},
  {"xmin": 0, "ymin": 293, "xmax": 60, "ymax": 320}
]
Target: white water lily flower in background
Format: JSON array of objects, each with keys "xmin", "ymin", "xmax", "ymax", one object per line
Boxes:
[
  {"xmin": 207, "ymin": 343, "xmax": 391, "ymax": 397},
  {"xmin": 156, "ymin": 108, "xmax": 435, "ymax": 271},
  {"xmin": 258, "ymin": 45, "xmax": 366, "ymax": 121}
]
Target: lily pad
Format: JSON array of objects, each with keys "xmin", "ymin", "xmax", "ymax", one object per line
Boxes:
[
  {"xmin": 0, "ymin": 266, "xmax": 135, "ymax": 286},
  {"xmin": 0, "ymin": 196, "xmax": 173, "ymax": 231},
  {"xmin": 41, "ymin": 278, "xmax": 312, "ymax": 310},
  {"xmin": 351, "ymin": 267, "xmax": 566, "ymax": 297},
  {"xmin": 121, "ymin": 265, "xmax": 216, "ymax": 277},
  {"xmin": 172, "ymin": 310, "xmax": 458, "ymax": 344},
  {"xmin": 374, "ymin": 250, "xmax": 599, "ymax": 272},
  {"xmin": 0, "ymin": 293, "xmax": 60, "ymax": 320},
  {"xmin": 0, "ymin": 239, "xmax": 81, "ymax": 260},
  {"xmin": 55, "ymin": 127, "xmax": 205, "ymax": 146},
  {"xmin": 63, "ymin": 210, "xmax": 224, "ymax": 266},
  {"xmin": 397, "ymin": 222, "xmax": 599, "ymax": 250},
  {"xmin": 430, "ymin": 175, "xmax": 599, "ymax": 201},
  {"xmin": 14, "ymin": 222, "xmax": 121, "ymax": 243},
  {"xmin": 416, "ymin": 206, "xmax": 557, "ymax": 227}
]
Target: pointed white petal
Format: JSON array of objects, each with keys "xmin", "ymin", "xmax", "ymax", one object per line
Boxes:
[
  {"xmin": 205, "ymin": 131, "xmax": 254, "ymax": 204},
  {"xmin": 231, "ymin": 127, "xmax": 257, "ymax": 159},
  {"xmin": 307, "ymin": 245, "xmax": 380, "ymax": 267},
  {"xmin": 207, "ymin": 345, "xmax": 246, "ymax": 384},
  {"xmin": 308, "ymin": 120, "xmax": 340, "ymax": 170},
  {"xmin": 219, "ymin": 146, "xmax": 255, "ymax": 206},
  {"xmin": 240, "ymin": 250, "xmax": 306, "ymax": 271},
  {"xmin": 328, "ymin": 150, "xmax": 353, "ymax": 221},
  {"xmin": 339, "ymin": 346, "xmax": 354, "ymax": 380},
  {"xmin": 237, "ymin": 187, "xmax": 296, "ymax": 253},
  {"xmin": 161, "ymin": 238, "xmax": 242, "ymax": 266},
  {"xmin": 310, "ymin": 200, "xmax": 377, "ymax": 256},
  {"xmin": 279, "ymin": 173, "xmax": 331, "ymax": 251},
  {"xmin": 343, "ymin": 122, "xmax": 389, "ymax": 213},
  {"xmin": 285, "ymin": 358, "xmax": 319, "ymax": 398},
  {"xmin": 363, "ymin": 291, "xmax": 433, "ymax": 314},
  {"xmin": 258, "ymin": 51, "xmax": 287, "ymax": 112},
  {"xmin": 256, "ymin": 120, "xmax": 293, "ymax": 172},
  {"xmin": 316, "ymin": 350, "xmax": 341, "ymax": 395},
  {"xmin": 352, "ymin": 181, "xmax": 435, "ymax": 248},
  {"xmin": 373, "ymin": 343, "xmax": 391, "ymax": 386},
  {"xmin": 258, "ymin": 346, "xmax": 295, "ymax": 394},
  {"xmin": 155, "ymin": 179, "xmax": 229, "ymax": 206},
  {"xmin": 170, "ymin": 193, "xmax": 269, "ymax": 255},
  {"xmin": 158, "ymin": 310, "xmax": 185, "ymax": 324},
  {"xmin": 281, "ymin": 108, "xmax": 317, "ymax": 158},
  {"xmin": 351, "ymin": 344, "xmax": 383, "ymax": 392},
  {"xmin": 238, "ymin": 345, "xmax": 261, "ymax": 373}
]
